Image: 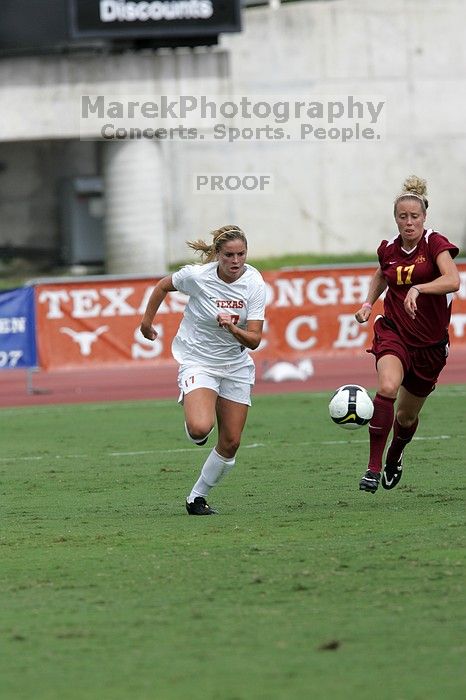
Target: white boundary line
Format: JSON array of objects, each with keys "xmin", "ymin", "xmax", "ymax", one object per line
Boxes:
[
  {"xmin": 1, "ymin": 436, "xmax": 458, "ymax": 463},
  {"xmin": 0, "ymin": 442, "xmax": 267, "ymax": 463}
]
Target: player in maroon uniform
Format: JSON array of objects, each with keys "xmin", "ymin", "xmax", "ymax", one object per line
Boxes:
[{"xmin": 355, "ymin": 176, "xmax": 460, "ymax": 493}]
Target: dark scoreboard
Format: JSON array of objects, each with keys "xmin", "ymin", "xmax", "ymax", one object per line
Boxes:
[{"xmin": 0, "ymin": 0, "xmax": 242, "ymax": 55}]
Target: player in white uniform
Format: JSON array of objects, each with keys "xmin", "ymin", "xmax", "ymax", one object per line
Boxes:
[{"xmin": 140, "ymin": 225, "xmax": 266, "ymax": 515}]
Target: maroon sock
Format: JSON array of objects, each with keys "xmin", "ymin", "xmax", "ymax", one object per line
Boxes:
[
  {"xmin": 385, "ymin": 417, "xmax": 418, "ymax": 466},
  {"xmin": 367, "ymin": 394, "xmax": 396, "ymax": 473}
]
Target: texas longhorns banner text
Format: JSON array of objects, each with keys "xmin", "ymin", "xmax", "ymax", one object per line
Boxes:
[{"xmin": 35, "ymin": 264, "xmax": 466, "ymax": 370}]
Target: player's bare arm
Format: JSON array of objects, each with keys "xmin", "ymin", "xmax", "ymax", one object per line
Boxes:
[
  {"xmin": 216, "ymin": 316, "xmax": 263, "ymax": 350},
  {"xmin": 355, "ymin": 267, "xmax": 387, "ymax": 323},
  {"xmin": 140, "ymin": 275, "xmax": 176, "ymax": 340}
]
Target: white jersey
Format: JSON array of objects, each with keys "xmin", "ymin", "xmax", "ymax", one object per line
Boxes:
[{"xmin": 171, "ymin": 262, "xmax": 266, "ymax": 367}]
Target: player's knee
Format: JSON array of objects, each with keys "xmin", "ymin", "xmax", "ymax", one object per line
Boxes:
[
  {"xmin": 186, "ymin": 420, "xmax": 214, "ymax": 440},
  {"xmin": 377, "ymin": 379, "xmax": 399, "ymax": 398}
]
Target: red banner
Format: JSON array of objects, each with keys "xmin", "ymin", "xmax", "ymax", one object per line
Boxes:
[{"xmin": 35, "ymin": 264, "xmax": 466, "ymax": 370}]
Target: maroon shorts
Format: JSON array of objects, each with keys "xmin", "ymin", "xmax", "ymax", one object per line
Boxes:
[{"xmin": 367, "ymin": 316, "xmax": 448, "ymax": 397}]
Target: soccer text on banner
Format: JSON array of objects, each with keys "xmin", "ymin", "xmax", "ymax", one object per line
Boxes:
[{"xmin": 34, "ymin": 264, "xmax": 466, "ymax": 370}]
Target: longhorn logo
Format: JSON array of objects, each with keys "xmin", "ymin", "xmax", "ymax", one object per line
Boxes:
[
  {"xmin": 59, "ymin": 326, "xmax": 109, "ymax": 356},
  {"xmin": 262, "ymin": 359, "xmax": 314, "ymax": 382}
]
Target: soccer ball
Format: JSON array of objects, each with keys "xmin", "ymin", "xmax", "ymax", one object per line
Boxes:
[{"xmin": 328, "ymin": 384, "xmax": 374, "ymax": 430}]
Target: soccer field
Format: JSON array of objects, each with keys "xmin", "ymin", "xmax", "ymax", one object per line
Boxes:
[{"xmin": 1, "ymin": 387, "xmax": 465, "ymax": 700}]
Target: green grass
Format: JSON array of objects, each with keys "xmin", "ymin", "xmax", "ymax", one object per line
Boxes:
[
  {"xmin": 3, "ymin": 252, "xmax": 463, "ymax": 287},
  {"xmin": 0, "ymin": 278, "xmax": 30, "ymax": 291},
  {"xmin": 1, "ymin": 387, "xmax": 465, "ymax": 699},
  {"xmin": 170, "ymin": 252, "xmax": 379, "ymax": 272}
]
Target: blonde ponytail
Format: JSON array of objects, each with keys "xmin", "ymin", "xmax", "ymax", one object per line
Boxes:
[{"xmin": 187, "ymin": 225, "xmax": 247, "ymax": 263}]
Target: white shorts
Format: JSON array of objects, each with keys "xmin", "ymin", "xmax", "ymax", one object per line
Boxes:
[{"xmin": 177, "ymin": 363, "xmax": 255, "ymax": 406}]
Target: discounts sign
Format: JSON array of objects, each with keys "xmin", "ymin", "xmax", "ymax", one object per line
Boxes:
[
  {"xmin": 34, "ymin": 264, "xmax": 466, "ymax": 370},
  {"xmin": 68, "ymin": 0, "xmax": 242, "ymax": 38}
]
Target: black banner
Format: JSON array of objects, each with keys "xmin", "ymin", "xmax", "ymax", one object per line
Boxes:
[{"xmin": 69, "ymin": 0, "xmax": 242, "ymax": 38}]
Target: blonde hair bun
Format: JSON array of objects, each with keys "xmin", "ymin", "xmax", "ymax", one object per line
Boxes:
[
  {"xmin": 394, "ymin": 175, "xmax": 428, "ymax": 213},
  {"xmin": 402, "ymin": 175, "xmax": 428, "ymax": 198}
]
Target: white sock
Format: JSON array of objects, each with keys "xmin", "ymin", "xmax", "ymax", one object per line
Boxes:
[
  {"xmin": 184, "ymin": 421, "xmax": 214, "ymax": 445},
  {"xmin": 187, "ymin": 448, "xmax": 236, "ymax": 502}
]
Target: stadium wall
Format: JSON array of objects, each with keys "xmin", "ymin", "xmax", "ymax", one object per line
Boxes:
[{"xmin": 218, "ymin": 0, "xmax": 466, "ymax": 258}]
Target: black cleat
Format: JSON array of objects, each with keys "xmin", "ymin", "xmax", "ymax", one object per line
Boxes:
[
  {"xmin": 185, "ymin": 497, "xmax": 218, "ymax": 515},
  {"xmin": 382, "ymin": 453, "xmax": 403, "ymax": 490},
  {"xmin": 195, "ymin": 437, "xmax": 208, "ymax": 446},
  {"xmin": 359, "ymin": 469, "xmax": 380, "ymax": 493}
]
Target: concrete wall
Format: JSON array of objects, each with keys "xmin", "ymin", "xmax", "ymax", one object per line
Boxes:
[
  {"xmin": 1, "ymin": 0, "xmax": 465, "ymax": 270},
  {"xmin": 218, "ymin": 0, "xmax": 466, "ymax": 256},
  {"xmin": 0, "ymin": 48, "xmax": 231, "ymax": 269}
]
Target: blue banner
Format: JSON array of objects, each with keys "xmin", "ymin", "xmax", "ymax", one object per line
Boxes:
[{"xmin": 0, "ymin": 287, "xmax": 37, "ymax": 369}]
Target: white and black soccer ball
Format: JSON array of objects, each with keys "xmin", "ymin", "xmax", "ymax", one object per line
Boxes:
[{"xmin": 328, "ymin": 384, "xmax": 374, "ymax": 430}]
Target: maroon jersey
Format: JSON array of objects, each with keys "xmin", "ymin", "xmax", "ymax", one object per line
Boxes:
[{"xmin": 378, "ymin": 229, "xmax": 459, "ymax": 347}]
